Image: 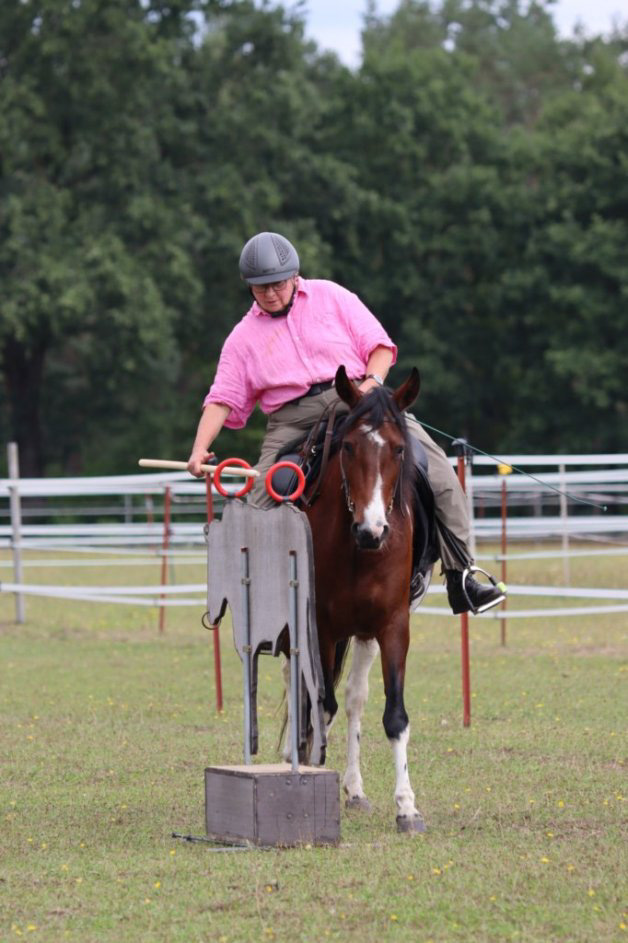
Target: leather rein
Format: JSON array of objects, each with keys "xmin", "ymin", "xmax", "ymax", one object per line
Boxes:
[{"xmin": 298, "ymin": 401, "xmax": 342, "ymax": 509}]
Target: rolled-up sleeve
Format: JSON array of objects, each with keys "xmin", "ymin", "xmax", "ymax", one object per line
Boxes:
[
  {"xmin": 335, "ymin": 286, "xmax": 397, "ymax": 366},
  {"xmin": 202, "ymin": 336, "xmax": 256, "ymax": 429}
]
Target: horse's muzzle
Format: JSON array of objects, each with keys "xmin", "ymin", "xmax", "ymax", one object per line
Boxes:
[{"xmin": 351, "ymin": 522, "xmax": 389, "ymax": 550}]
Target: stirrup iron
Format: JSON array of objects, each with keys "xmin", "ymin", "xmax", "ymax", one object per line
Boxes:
[{"xmin": 461, "ymin": 565, "xmax": 507, "ymax": 615}]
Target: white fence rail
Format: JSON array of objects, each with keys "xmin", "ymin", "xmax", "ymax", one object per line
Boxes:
[
  {"xmin": 3, "ymin": 580, "xmax": 628, "ymax": 619},
  {"xmin": 1, "ymin": 515, "xmax": 625, "ymax": 547},
  {"xmin": 1, "ymin": 447, "xmax": 627, "ymax": 623}
]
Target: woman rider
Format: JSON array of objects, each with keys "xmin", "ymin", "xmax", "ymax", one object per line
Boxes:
[{"xmin": 187, "ymin": 232, "xmax": 505, "ymax": 615}]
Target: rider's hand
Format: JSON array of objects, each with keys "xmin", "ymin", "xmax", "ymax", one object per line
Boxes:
[{"xmin": 187, "ymin": 450, "xmax": 216, "ymax": 478}]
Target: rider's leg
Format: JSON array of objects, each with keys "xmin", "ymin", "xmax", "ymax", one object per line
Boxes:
[
  {"xmin": 404, "ymin": 414, "xmax": 471, "ymax": 566},
  {"xmin": 404, "ymin": 413, "xmax": 505, "ymax": 614},
  {"xmin": 249, "ymin": 388, "xmax": 346, "ymax": 509}
]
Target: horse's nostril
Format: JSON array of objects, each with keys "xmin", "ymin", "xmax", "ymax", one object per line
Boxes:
[
  {"xmin": 351, "ymin": 521, "xmax": 360, "ymax": 536},
  {"xmin": 382, "ymin": 524, "xmax": 389, "ymax": 538}
]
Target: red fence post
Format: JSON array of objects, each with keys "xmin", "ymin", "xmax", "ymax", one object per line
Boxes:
[
  {"xmin": 158, "ymin": 486, "xmax": 171, "ymax": 634},
  {"xmin": 206, "ymin": 474, "xmax": 223, "ymax": 713},
  {"xmin": 453, "ymin": 439, "xmax": 471, "ymax": 728}
]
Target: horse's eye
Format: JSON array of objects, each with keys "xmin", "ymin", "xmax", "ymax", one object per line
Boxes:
[
  {"xmin": 395, "ymin": 446, "xmax": 405, "ymax": 457},
  {"xmin": 343, "ymin": 441, "xmax": 354, "ymax": 455}
]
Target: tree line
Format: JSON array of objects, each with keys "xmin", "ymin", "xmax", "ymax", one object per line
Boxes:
[{"xmin": 1, "ymin": 0, "xmax": 626, "ymax": 476}]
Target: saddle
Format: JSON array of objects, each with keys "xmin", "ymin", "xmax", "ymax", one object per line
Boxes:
[
  {"xmin": 273, "ymin": 407, "xmax": 340, "ymax": 507},
  {"xmin": 270, "ymin": 411, "xmax": 439, "ymax": 608}
]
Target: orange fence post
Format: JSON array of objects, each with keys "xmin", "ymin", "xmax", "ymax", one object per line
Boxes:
[{"xmin": 498, "ymin": 464, "xmax": 512, "ymax": 646}]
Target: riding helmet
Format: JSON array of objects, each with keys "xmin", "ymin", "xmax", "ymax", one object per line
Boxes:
[{"xmin": 239, "ymin": 232, "xmax": 300, "ymax": 285}]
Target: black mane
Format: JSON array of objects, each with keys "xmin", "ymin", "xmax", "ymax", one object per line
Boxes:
[{"xmin": 336, "ymin": 385, "xmax": 408, "ymax": 440}]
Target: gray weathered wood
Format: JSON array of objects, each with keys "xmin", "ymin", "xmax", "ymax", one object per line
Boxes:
[
  {"xmin": 205, "ymin": 501, "xmax": 326, "ymax": 765},
  {"xmin": 205, "ymin": 765, "xmax": 340, "ymax": 847}
]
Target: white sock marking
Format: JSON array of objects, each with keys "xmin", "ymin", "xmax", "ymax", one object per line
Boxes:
[
  {"xmin": 390, "ymin": 726, "xmax": 419, "ymax": 818},
  {"xmin": 342, "ymin": 639, "xmax": 379, "ymax": 799}
]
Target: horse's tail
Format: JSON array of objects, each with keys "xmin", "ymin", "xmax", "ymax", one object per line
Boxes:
[
  {"xmin": 332, "ymin": 637, "xmax": 352, "ymax": 689},
  {"xmin": 277, "ymin": 689, "xmax": 288, "ymax": 757}
]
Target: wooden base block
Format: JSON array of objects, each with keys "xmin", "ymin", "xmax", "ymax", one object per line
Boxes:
[{"xmin": 204, "ymin": 764, "xmax": 340, "ymax": 847}]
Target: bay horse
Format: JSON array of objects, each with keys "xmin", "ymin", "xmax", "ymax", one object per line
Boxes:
[{"xmin": 285, "ymin": 364, "xmax": 430, "ymax": 833}]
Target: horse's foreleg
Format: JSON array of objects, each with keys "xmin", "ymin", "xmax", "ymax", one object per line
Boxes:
[
  {"xmin": 319, "ymin": 640, "xmax": 339, "ymax": 738},
  {"xmin": 379, "ymin": 624, "xmax": 426, "ymax": 833},
  {"xmin": 343, "ymin": 638, "xmax": 379, "ymax": 810},
  {"xmin": 283, "ymin": 639, "xmax": 337, "ymax": 765}
]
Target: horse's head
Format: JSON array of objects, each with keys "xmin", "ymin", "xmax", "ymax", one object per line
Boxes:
[{"xmin": 334, "ymin": 365, "xmax": 420, "ymax": 550}]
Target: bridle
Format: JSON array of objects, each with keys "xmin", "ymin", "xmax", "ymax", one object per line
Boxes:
[{"xmin": 338, "ymin": 421, "xmax": 406, "ymax": 518}]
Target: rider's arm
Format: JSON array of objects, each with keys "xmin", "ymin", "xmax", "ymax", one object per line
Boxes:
[
  {"xmin": 187, "ymin": 403, "xmax": 231, "ymax": 477},
  {"xmin": 358, "ymin": 345, "xmax": 394, "ymax": 393}
]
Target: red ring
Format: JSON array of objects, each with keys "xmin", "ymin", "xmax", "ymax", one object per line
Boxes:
[
  {"xmin": 213, "ymin": 458, "xmax": 254, "ymax": 499},
  {"xmin": 265, "ymin": 461, "xmax": 306, "ymax": 503}
]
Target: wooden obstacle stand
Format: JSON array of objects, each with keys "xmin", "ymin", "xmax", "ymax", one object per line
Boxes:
[
  {"xmin": 204, "ymin": 499, "xmax": 340, "ymax": 848},
  {"xmin": 139, "ymin": 456, "xmax": 338, "ymax": 846},
  {"xmin": 205, "ymin": 764, "xmax": 339, "ymax": 848}
]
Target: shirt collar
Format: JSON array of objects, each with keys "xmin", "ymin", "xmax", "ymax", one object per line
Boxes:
[{"xmin": 250, "ymin": 277, "xmax": 308, "ymax": 317}]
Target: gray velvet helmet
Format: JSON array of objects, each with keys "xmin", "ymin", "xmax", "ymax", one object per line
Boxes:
[{"xmin": 239, "ymin": 232, "xmax": 300, "ymax": 285}]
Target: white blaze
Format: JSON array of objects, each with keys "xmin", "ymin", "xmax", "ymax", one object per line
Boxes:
[
  {"xmin": 355, "ymin": 424, "xmax": 388, "ymax": 536},
  {"xmin": 362, "ymin": 470, "xmax": 386, "ymax": 535},
  {"xmin": 367, "ymin": 429, "xmax": 385, "ymax": 446}
]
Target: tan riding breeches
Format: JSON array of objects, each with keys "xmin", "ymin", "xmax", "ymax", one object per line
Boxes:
[{"xmin": 249, "ymin": 388, "xmax": 471, "ymax": 571}]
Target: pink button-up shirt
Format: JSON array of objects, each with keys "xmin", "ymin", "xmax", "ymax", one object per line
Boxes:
[{"xmin": 203, "ymin": 278, "xmax": 397, "ymax": 429}]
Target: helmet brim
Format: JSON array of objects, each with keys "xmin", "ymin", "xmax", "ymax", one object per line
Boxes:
[{"xmin": 243, "ymin": 269, "xmax": 299, "ymax": 286}]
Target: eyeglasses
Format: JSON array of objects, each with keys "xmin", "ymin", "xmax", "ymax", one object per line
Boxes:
[{"xmin": 251, "ymin": 279, "xmax": 290, "ymax": 295}]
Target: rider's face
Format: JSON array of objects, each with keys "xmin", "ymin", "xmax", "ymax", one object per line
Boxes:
[{"xmin": 250, "ymin": 277, "xmax": 296, "ymax": 313}]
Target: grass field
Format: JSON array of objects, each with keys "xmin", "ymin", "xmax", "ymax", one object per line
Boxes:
[{"xmin": 1, "ymin": 544, "xmax": 626, "ymax": 942}]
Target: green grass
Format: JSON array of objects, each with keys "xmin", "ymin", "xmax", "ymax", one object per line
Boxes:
[{"xmin": 1, "ymin": 544, "xmax": 626, "ymax": 942}]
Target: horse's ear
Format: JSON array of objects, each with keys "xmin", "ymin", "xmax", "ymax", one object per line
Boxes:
[
  {"xmin": 393, "ymin": 367, "xmax": 421, "ymax": 412},
  {"xmin": 334, "ymin": 365, "xmax": 362, "ymax": 409}
]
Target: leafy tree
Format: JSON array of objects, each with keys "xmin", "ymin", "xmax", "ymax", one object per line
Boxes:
[
  {"xmin": 1, "ymin": 0, "xmax": 627, "ymax": 476},
  {"xmin": 340, "ymin": 1, "xmax": 628, "ymax": 453},
  {"xmin": 362, "ymin": 0, "xmax": 593, "ymax": 125},
  {"xmin": 509, "ymin": 53, "xmax": 628, "ymax": 450},
  {"xmin": 0, "ymin": 0, "xmax": 202, "ymax": 474},
  {"xmin": 317, "ymin": 24, "xmax": 520, "ymax": 449}
]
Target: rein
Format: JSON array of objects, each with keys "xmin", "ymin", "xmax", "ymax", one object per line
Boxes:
[{"xmin": 299, "ymin": 401, "xmax": 342, "ymax": 509}]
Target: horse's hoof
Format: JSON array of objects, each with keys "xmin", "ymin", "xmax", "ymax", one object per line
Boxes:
[
  {"xmin": 345, "ymin": 796, "xmax": 372, "ymax": 813},
  {"xmin": 396, "ymin": 814, "xmax": 426, "ymax": 834}
]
